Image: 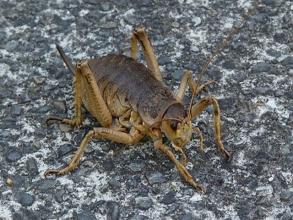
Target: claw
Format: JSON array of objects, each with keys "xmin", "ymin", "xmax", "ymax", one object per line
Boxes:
[
  {"xmin": 221, "ymin": 148, "xmax": 231, "ymax": 160},
  {"xmin": 172, "ymin": 144, "xmax": 188, "ymax": 166},
  {"xmin": 192, "ymin": 182, "xmax": 206, "ymax": 193},
  {"xmin": 45, "ymin": 116, "xmax": 63, "ymax": 126},
  {"xmin": 44, "ymin": 169, "xmax": 62, "ymax": 177}
]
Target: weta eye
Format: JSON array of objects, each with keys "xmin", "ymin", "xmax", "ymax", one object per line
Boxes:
[{"xmin": 170, "ymin": 121, "xmax": 178, "ymax": 130}]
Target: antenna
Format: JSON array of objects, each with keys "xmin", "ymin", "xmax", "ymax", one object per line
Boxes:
[
  {"xmin": 187, "ymin": 0, "xmax": 260, "ymax": 117},
  {"xmin": 56, "ymin": 44, "xmax": 76, "ymax": 75}
]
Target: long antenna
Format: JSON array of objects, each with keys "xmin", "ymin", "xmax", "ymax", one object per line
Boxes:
[
  {"xmin": 187, "ymin": 0, "xmax": 260, "ymax": 116},
  {"xmin": 56, "ymin": 44, "xmax": 76, "ymax": 75}
]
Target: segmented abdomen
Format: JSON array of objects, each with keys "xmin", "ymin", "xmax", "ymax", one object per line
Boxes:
[{"xmin": 88, "ymin": 54, "xmax": 179, "ymax": 126}]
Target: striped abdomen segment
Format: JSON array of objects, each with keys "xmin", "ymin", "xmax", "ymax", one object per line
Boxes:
[{"xmin": 88, "ymin": 54, "xmax": 180, "ymax": 126}]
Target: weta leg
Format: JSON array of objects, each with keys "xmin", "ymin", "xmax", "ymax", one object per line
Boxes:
[
  {"xmin": 176, "ymin": 70, "xmax": 215, "ymax": 101},
  {"xmin": 44, "ymin": 127, "xmax": 144, "ymax": 176},
  {"xmin": 46, "ymin": 65, "xmax": 83, "ymax": 127},
  {"xmin": 154, "ymin": 139, "xmax": 205, "ymax": 192},
  {"xmin": 131, "ymin": 27, "xmax": 163, "ymax": 81},
  {"xmin": 79, "ymin": 62, "xmax": 113, "ymax": 127},
  {"xmin": 191, "ymin": 97, "xmax": 230, "ymax": 159}
]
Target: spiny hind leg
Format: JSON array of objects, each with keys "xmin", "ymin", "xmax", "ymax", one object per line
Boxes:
[
  {"xmin": 154, "ymin": 139, "xmax": 205, "ymax": 192},
  {"xmin": 46, "ymin": 64, "xmax": 83, "ymax": 127},
  {"xmin": 191, "ymin": 96, "xmax": 230, "ymax": 159},
  {"xmin": 44, "ymin": 127, "xmax": 144, "ymax": 176},
  {"xmin": 130, "ymin": 27, "xmax": 163, "ymax": 81},
  {"xmin": 176, "ymin": 70, "xmax": 215, "ymax": 102},
  {"xmin": 78, "ymin": 62, "xmax": 113, "ymax": 128}
]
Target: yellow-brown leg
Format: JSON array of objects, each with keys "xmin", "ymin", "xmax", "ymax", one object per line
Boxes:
[
  {"xmin": 118, "ymin": 109, "xmax": 132, "ymax": 128},
  {"xmin": 79, "ymin": 62, "xmax": 113, "ymax": 128},
  {"xmin": 171, "ymin": 144, "xmax": 188, "ymax": 166},
  {"xmin": 191, "ymin": 96, "xmax": 230, "ymax": 159},
  {"xmin": 46, "ymin": 65, "xmax": 83, "ymax": 127},
  {"xmin": 130, "ymin": 34, "xmax": 138, "ymax": 60},
  {"xmin": 44, "ymin": 127, "xmax": 144, "ymax": 177},
  {"xmin": 176, "ymin": 70, "xmax": 215, "ymax": 101},
  {"xmin": 131, "ymin": 27, "xmax": 163, "ymax": 81},
  {"xmin": 154, "ymin": 139, "xmax": 205, "ymax": 192}
]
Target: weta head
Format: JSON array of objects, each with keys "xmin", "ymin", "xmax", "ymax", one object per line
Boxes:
[{"xmin": 161, "ymin": 103, "xmax": 193, "ymax": 149}]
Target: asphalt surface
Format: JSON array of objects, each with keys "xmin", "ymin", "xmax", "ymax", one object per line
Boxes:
[{"xmin": 0, "ymin": 0, "xmax": 292, "ymax": 219}]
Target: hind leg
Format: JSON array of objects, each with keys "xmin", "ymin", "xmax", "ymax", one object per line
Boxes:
[
  {"xmin": 47, "ymin": 61, "xmax": 113, "ymax": 128},
  {"xmin": 191, "ymin": 96, "xmax": 230, "ymax": 159},
  {"xmin": 46, "ymin": 64, "xmax": 83, "ymax": 127},
  {"xmin": 45, "ymin": 127, "xmax": 144, "ymax": 176},
  {"xmin": 130, "ymin": 27, "xmax": 163, "ymax": 81}
]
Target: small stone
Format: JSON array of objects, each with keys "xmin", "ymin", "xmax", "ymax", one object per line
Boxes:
[
  {"xmin": 281, "ymin": 56, "xmax": 293, "ymax": 66},
  {"xmin": 278, "ymin": 211, "xmax": 292, "ymax": 220},
  {"xmin": 274, "ymin": 32, "xmax": 289, "ymax": 44},
  {"xmin": 192, "ymin": 16, "xmax": 202, "ymax": 27},
  {"xmin": 256, "ymin": 185, "xmax": 273, "ymax": 196},
  {"xmin": 100, "ymin": 2, "xmax": 112, "ymax": 11},
  {"xmin": 124, "ymin": 15, "xmax": 137, "ymax": 26},
  {"xmin": 15, "ymin": 192, "xmax": 35, "ymax": 207},
  {"xmin": 26, "ymin": 157, "xmax": 38, "ymax": 176},
  {"xmin": 189, "ymin": 193, "xmax": 202, "ymax": 202},
  {"xmin": 10, "ymin": 175, "xmax": 26, "ymax": 188},
  {"xmin": 222, "ymin": 60, "xmax": 236, "ymax": 69},
  {"xmin": 251, "ymin": 62, "xmax": 271, "ymax": 73},
  {"xmin": 173, "ymin": 69, "xmax": 183, "ymax": 80},
  {"xmin": 84, "ymin": 0, "xmax": 98, "ymax": 5},
  {"xmin": 37, "ymin": 105, "xmax": 51, "ymax": 114},
  {"xmin": 59, "ymin": 123, "xmax": 72, "ymax": 132},
  {"xmin": 57, "ymin": 144, "xmax": 73, "ymax": 157},
  {"xmin": 129, "ymin": 162, "xmax": 145, "ymax": 172},
  {"xmin": 5, "ymin": 40, "xmax": 18, "ymax": 51},
  {"xmin": 135, "ymin": 197, "xmax": 153, "ymax": 210},
  {"xmin": 266, "ymin": 48, "xmax": 281, "ymax": 58},
  {"xmin": 37, "ymin": 179, "xmax": 57, "ymax": 192},
  {"xmin": 101, "ymin": 21, "xmax": 118, "ymax": 29},
  {"xmin": 279, "ymin": 190, "xmax": 293, "ymax": 202},
  {"xmin": 255, "ymin": 206, "xmax": 267, "ymax": 218},
  {"xmin": 6, "ymin": 177, "xmax": 13, "ymax": 187},
  {"xmin": 263, "ymin": 0, "xmax": 282, "ymax": 7},
  {"xmin": 106, "ymin": 201, "xmax": 120, "ymax": 220},
  {"xmin": 158, "ymin": 56, "xmax": 171, "ymax": 66},
  {"xmin": 6, "ymin": 149, "xmax": 22, "ymax": 162},
  {"xmin": 255, "ymin": 87, "xmax": 270, "ymax": 95},
  {"xmin": 108, "ymin": 178, "xmax": 121, "ymax": 189},
  {"xmin": 11, "ymin": 105, "xmax": 22, "ymax": 116},
  {"xmin": 53, "ymin": 100, "xmax": 66, "ymax": 112},
  {"xmin": 218, "ymin": 97, "xmax": 236, "ymax": 111},
  {"xmin": 74, "ymin": 210, "xmax": 96, "ymax": 220},
  {"xmin": 102, "ymin": 159, "xmax": 114, "ymax": 171},
  {"xmin": 130, "ymin": 214, "xmax": 149, "ymax": 220},
  {"xmin": 171, "ymin": 21, "xmax": 180, "ymax": 28},
  {"xmin": 178, "ymin": 212, "xmax": 194, "ymax": 220},
  {"xmin": 54, "ymin": 189, "xmax": 65, "ymax": 203},
  {"xmin": 160, "ymin": 191, "xmax": 176, "ymax": 204},
  {"xmin": 33, "ymin": 76, "xmax": 46, "ymax": 85},
  {"xmin": 146, "ymin": 172, "xmax": 166, "ymax": 185}
]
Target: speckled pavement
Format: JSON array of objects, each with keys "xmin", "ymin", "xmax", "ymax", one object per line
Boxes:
[{"xmin": 0, "ymin": 0, "xmax": 292, "ymax": 219}]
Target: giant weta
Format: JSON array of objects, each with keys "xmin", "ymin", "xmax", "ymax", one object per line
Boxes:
[{"xmin": 45, "ymin": 27, "xmax": 231, "ymax": 192}]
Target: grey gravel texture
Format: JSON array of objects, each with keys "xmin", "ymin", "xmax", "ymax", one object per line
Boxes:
[{"xmin": 0, "ymin": 0, "xmax": 292, "ymax": 219}]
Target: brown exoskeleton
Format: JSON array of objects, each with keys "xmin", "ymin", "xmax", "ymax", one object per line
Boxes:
[{"xmin": 45, "ymin": 27, "xmax": 231, "ymax": 192}]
